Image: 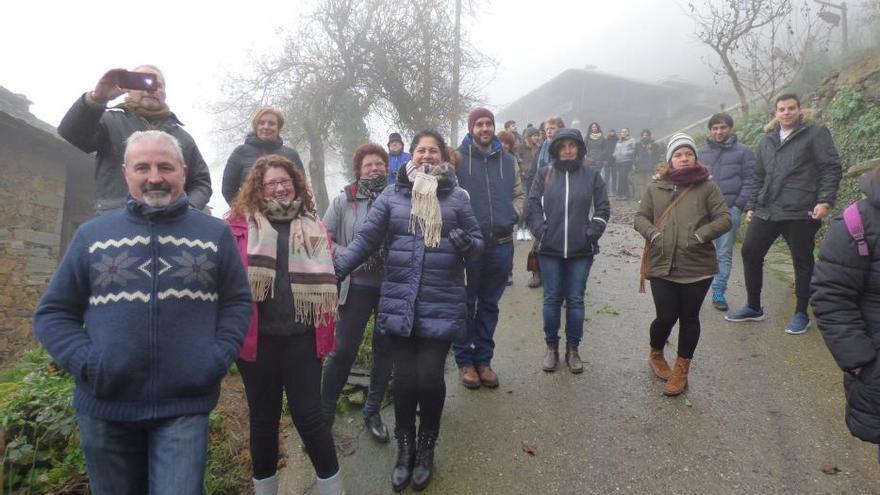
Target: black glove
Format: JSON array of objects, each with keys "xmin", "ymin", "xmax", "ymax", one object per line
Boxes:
[{"xmin": 449, "ymin": 228, "xmax": 473, "ymax": 254}]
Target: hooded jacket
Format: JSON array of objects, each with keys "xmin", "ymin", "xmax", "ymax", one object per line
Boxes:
[
  {"xmin": 529, "ymin": 128, "xmax": 610, "ymax": 258},
  {"xmin": 334, "ymin": 165, "xmax": 484, "ymax": 341},
  {"xmin": 58, "ymin": 94, "xmax": 213, "ymax": 212},
  {"xmin": 634, "ymin": 167, "xmax": 731, "ymax": 279},
  {"xmin": 812, "ymin": 170, "xmax": 880, "ymax": 444},
  {"xmin": 456, "ymin": 134, "xmax": 524, "ymax": 241},
  {"xmin": 221, "ymin": 133, "xmax": 305, "ymax": 204},
  {"xmin": 746, "ymin": 113, "xmax": 842, "ymax": 221},
  {"xmin": 697, "ymin": 134, "xmax": 756, "ymax": 210}
]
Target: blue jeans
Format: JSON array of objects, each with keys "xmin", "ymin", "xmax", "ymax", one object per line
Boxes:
[
  {"xmin": 453, "ymin": 242, "xmax": 514, "ymax": 367},
  {"xmin": 538, "ymin": 255, "xmax": 593, "ymax": 346},
  {"xmin": 712, "ymin": 206, "xmax": 742, "ymax": 296},
  {"xmin": 76, "ymin": 413, "xmax": 209, "ymax": 495}
]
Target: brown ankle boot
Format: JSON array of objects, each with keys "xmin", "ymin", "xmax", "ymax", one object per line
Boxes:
[
  {"xmin": 542, "ymin": 345, "xmax": 559, "ymax": 372},
  {"xmin": 649, "ymin": 348, "xmax": 671, "ymax": 381},
  {"xmin": 458, "ymin": 366, "xmax": 481, "ymax": 389},
  {"xmin": 663, "ymin": 357, "xmax": 691, "ymax": 396},
  {"xmin": 565, "ymin": 345, "xmax": 584, "ymax": 374}
]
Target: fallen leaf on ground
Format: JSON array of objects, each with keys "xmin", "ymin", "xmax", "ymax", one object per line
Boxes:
[
  {"xmin": 521, "ymin": 441, "xmax": 537, "ymax": 456},
  {"xmin": 821, "ymin": 464, "xmax": 840, "ymax": 475}
]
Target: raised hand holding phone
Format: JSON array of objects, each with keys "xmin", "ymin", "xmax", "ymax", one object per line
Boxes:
[{"xmin": 90, "ymin": 68, "xmax": 129, "ymax": 105}]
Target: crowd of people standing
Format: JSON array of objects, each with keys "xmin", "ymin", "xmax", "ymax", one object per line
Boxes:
[{"xmin": 34, "ymin": 64, "xmax": 879, "ymax": 495}]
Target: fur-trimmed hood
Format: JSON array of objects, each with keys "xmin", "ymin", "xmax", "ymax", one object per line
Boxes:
[{"xmin": 763, "ymin": 108, "xmax": 816, "ymax": 133}]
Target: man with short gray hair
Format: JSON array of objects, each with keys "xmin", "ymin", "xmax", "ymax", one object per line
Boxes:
[
  {"xmin": 34, "ymin": 130, "xmax": 252, "ymax": 494},
  {"xmin": 59, "ymin": 66, "xmax": 213, "ymax": 213}
]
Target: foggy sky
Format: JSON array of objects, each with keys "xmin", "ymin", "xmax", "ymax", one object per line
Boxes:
[{"xmin": 3, "ymin": 0, "xmax": 733, "ymax": 213}]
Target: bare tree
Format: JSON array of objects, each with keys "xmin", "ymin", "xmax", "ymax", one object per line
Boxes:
[{"xmin": 688, "ymin": 0, "xmax": 794, "ymax": 114}]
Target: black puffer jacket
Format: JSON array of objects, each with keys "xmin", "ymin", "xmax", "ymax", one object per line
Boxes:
[
  {"xmin": 528, "ymin": 128, "xmax": 611, "ymax": 258},
  {"xmin": 221, "ymin": 134, "xmax": 305, "ymax": 204},
  {"xmin": 747, "ymin": 115, "xmax": 841, "ymax": 221},
  {"xmin": 812, "ymin": 171, "xmax": 880, "ymax": 444},
  {"xmin": 334, "ymin": 165, "xmax": 484, "ymax": 341},
  {"xmin": 697, "ymin": 134, "xmax": 756, "ymax": 210},
  {"xmin": 58, "ymin": 94, "xmax": 213, "ymax": 211}
]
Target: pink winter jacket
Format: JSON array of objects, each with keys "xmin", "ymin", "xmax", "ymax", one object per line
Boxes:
[{"xmin": 227, "ymin": 216, "xmax": 336, "ymax": 362}]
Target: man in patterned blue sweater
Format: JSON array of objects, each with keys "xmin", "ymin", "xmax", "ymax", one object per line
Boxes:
[{"xmin": 33, "ymin": 130, "xmax": 252, "ymax": 494}]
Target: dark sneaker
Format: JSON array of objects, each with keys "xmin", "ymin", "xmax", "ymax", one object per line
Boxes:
[
  {"xmin": 711, "ymin": 292, "xmax": 729, "ymax": 312},
  {"xmin": 365, "ymin": 413, "xmax": 390, "ymax": 443},
  {"xmin": 724, "ymin": 305, "xmax": 765, "ymax": 322},
  {"xmin": 784, "ymin": 312, "xmax": 810, "ymax": 335}
]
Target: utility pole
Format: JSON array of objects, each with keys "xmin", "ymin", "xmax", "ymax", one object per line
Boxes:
[
  {"xmin": 815, "ymin": 0, "xmax": 849, "ymax": 53},
  {"xmin": 451, "ymin": 0, "xmax": 462, "ymax": 144}
]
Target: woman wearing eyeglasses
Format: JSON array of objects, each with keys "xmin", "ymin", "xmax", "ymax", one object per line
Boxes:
[
  {"xmin": 221, "ymin": 106, "xmax": 306, "ymax": 205},
  {"xmin": 227, "ymin": 154, "xmax": 345, "ymax": 495}
]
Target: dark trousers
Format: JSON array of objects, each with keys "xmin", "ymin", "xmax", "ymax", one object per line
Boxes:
[
  {"xmin": 238, "ymin": 333, "xmax": 339, "ymax": 480},
  {"xmin": 321, "ymin": 284, "xmax": 392, "ymax": 419},
  {"xmin": 741, "ymin": 217, "xmax": 820, "ymax": 313},
  {"xmin": 603, "ymin": 162, "xmax": 616, "ymax": 196},
  {"xmin": 389, "ymin": 335, "xmax": 452, "ymax": 433},
  {"xmin": 649, "ymin": 278, "xmax": 712, "ymax": 359},
  {"xmin": 616, "ymin": 160, "xmax": 633, "ymax": 199}
]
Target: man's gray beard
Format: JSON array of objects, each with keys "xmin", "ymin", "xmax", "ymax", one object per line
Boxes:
[{"xmin": 142, "ymin": 191, "xmax": 172, "ymax": 208}]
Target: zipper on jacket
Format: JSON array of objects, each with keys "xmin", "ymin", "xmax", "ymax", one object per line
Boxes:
[
  {"xmin": 484, "ymin": 155, "xmax": 495, "ymax": 236},
  {"xmin": 564, "ymin": 171, "xmax": 569, "ymax": 259},
  {"xmin": 149, "ymin": 221, "xmax": 159, "ymax": 417}
]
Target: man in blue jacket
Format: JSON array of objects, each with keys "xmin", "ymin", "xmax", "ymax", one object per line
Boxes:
[
  {"xmin": 33, "ymin": 130, "xmax": 253, "ymax": 495},
  {"xmin": 386, "ymin": 132, "xmax": 411, "ymax": 185},
  {"xmin": 453, "ymin": 108, "xmax": 524, "ymax": 389},
  {"xmin": 697, "ymin": 112, "xmax": 755, "ymax": 311}
]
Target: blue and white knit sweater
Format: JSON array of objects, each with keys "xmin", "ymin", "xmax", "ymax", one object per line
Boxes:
[{"xmin": 33, "ymin": 195, "xmax": 253, "ymax": 421}]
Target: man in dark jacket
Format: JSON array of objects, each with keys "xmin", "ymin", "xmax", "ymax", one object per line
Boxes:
[
  {"xmin": 58, "ymin": 66, "xmax": 213, "ymax": 213},
  {"xmin": 697, "ymin": 113, "xmax": 756, "ymax": 311},
  {"xmin": 812, "ymin": 169, "xmax": 880, "ymax": 447},
  {"xmin": 453, "ymin": 107, "xmax": 524, "ymax": 389},
  {"xmin": 631, "ymin": 129, "xmax": 662, "ymax": 200},
  {"xmin": 33, "ymin": 131, "xmax": 252, "ymax": 494},
  {"xmin": 726, "ymin": 94, "xmax": 841, "ymax": 335}
]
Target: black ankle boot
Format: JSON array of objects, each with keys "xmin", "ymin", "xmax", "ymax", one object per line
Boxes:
[
  {"xmin": 411, "ymin": 429, "xmax": 438, "ymax": 491},
  {"xmin": 391, "ymin": 428, "xmax": 416, "ymax": 492}
]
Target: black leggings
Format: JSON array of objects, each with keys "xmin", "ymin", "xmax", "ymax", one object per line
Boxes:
[
  {"xmin": 741, "ymin": 217, "xmax": 820, "ymax": 313},
  {"xmin": 389, "ymin": 335, "xmax": 452, "ymax": 433},
  {"xmin": 238, "ymin": 333, "xmax": 339, "ymax": 480},
  {"xmin": 649, "ymin": 278, "xmax": 712, "ymax": 359}
]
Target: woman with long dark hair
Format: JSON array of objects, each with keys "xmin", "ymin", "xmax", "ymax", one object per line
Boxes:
[
  {"xmin": 227, "ymin": 155, "xmax": 344, "ymax": 495},
  {"xmin": 634, "ymin": 133, "xmax": 730, "ymax": 396},
  {"xmin": 334, "ymin": 130, "xmax": 484, "ymax": 492}
]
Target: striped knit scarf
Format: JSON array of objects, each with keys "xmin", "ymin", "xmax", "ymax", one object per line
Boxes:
[{"xmin": 246, "ymin": 200, "xmax": 337, "ymax": 326}]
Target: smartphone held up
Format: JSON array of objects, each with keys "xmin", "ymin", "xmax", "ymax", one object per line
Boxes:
[{"xmin": 117, "ymin": 71, "xmax": 158, "ymax": 91}]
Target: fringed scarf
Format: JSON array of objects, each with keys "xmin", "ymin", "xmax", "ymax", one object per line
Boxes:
[
  {"xmin": 246, "ymin": 199, "xmax": 337, "ymax": 326},
  {"xmin": 124, "ymin": 96, "xmax": 172, "ymax": 128},
  {"xmin": 405, "ymin": 161, "xmax": 443, "ymax": 248}
]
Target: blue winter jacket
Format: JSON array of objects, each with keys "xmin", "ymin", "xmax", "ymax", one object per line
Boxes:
[
  {"xmin": 697, "ymin": 134, "xmax": 757, "ymax": 210},
  {"xmin": 334, "ymin": 166, "xmax": 484, "ymax": 341},
  {"xmin": 387, "ymin": 151, "xmax": 412, "ymax": 185},
  {"xmin": 456, "ymin": 134, "xmax": 521, "ymax": 240},
  {"xmin": 33, "ymin": 195, "xmax": 253, "ymax": 422}
]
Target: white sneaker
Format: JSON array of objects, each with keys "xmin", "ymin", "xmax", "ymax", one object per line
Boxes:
[{"xmin": 524, "ymin": 230, "xmax": 533, "ymax": 241}]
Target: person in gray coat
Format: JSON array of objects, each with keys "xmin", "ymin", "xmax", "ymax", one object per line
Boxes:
[
  {"xmin": 321, "ymin": 143, "xmax": 393, "ymax": 444},
  {"xmin": 334, "ymin": 130, "xmax": 484, "ymax": 492}
]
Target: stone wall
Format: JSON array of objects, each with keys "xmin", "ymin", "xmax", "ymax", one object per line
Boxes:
[{"xmin": 0, "ymin": 112, "xmax": 93, "ymax": 367}]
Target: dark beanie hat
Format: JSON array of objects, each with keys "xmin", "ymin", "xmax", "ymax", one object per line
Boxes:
[
  {"xmin": 467, "ymin": 107, "xmax": 495, "ymax": 133},
  {"xmin": 388, "ymin": 132, "xmax": 403, "ymax": 145}
]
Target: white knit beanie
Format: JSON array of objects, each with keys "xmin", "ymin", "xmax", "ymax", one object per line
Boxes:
[{"xmin": 665, "ymin": 133, "xmax": 698, "ymax": 162}]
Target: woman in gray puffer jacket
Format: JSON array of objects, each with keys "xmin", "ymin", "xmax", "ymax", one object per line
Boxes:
[{"xmin": 334, "ymin": 130, "xmax": 484, "ymax": 493}]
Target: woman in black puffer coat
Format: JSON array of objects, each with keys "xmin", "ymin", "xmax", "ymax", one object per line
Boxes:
[
  {"xmin": 222, "ymin": 106, "xmax": 305, "ymax": 204},
  {"xmin": 334, "ymin": 130, "xmax": 484, "ymax": 492},
  {"xmin": 812, "ymin": 168, "xmax": 880, "ymax": 448}
]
